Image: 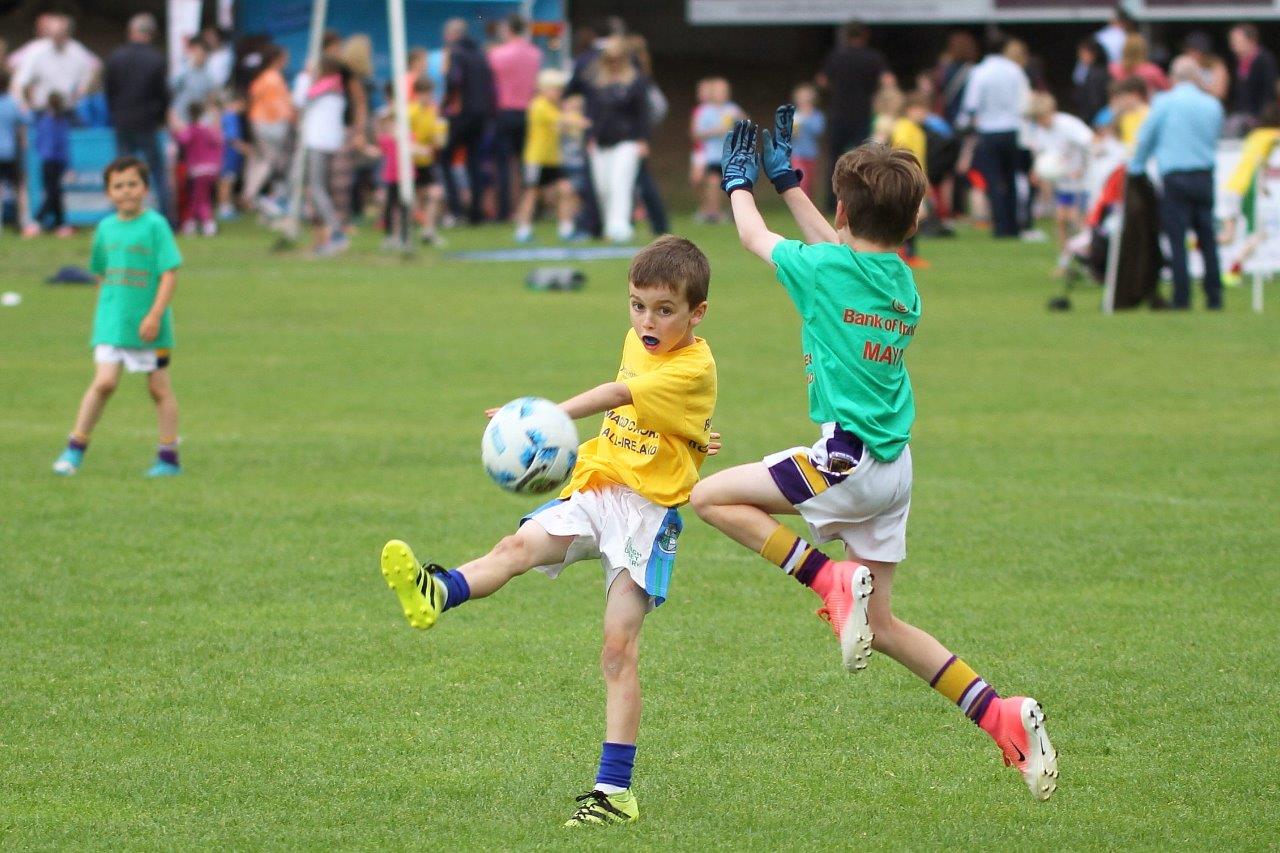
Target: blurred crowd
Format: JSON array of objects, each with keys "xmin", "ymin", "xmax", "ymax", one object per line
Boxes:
[{"xmin": 0, "ymin": 6, "xmax": 1276, "ymax": 287}]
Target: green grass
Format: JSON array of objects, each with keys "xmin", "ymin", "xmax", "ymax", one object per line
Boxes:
[{"xmin": 2, "ymin": 213, "xmax": 1278, "ymax": 850}]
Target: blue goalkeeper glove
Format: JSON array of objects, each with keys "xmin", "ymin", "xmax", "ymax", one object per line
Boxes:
[
  {"xmin": 761, "ymin": 104, "xmax": 802, "ymax": 193},
  {"xmin": 720, "ymin": 119, "xmax": 759, "ymax": 195}
]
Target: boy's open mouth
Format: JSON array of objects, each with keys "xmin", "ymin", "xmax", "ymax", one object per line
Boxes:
[{"xmin": 641, "ymin": 335, "xmax": 660, "ymax": 349}]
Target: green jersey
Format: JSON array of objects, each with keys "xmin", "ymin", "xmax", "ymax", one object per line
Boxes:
[
  {"xmin": 771, "ymin": 240, "xmax": 920, "ymax": 462},
  {"xmin": 89, "ymin": 210, "xmax": 182, "ymax": 350}
]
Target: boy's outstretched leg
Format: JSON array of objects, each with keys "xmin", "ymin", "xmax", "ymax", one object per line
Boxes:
[
  {"xmin": 565, "ymin": 573, "xmax": 646, "ymax": 827},
  {"xmin": 54, "ymin": 361, "xmax": 122, "ymax": 475},
  {"xmin": 690, "ymin": 462, "xmax": 874, "ymax": 672},
  {"xmin": 864, "ymin": 557, "xmax": 1058, "ymax": 800},
  {"xmin": 381, "ymin": 520, "xmax": 572, "ymax": 629}
]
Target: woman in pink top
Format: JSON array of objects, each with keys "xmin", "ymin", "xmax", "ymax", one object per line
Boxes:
[
  {"xmin": 1110, "ymin": 34, "xmax": 1170, "ymax": 95},
  {"xmin": 488, "ymin": 15, "xmax": 543, "ymax": 221},
  {"xmin": 174, "ymin": 101, "xmax": 224, "ymax": 235}
]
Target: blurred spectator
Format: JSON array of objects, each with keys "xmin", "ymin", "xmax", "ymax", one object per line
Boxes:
[
  {"xmin": 961, "ymin": 35, "xmax": 1029, "ymax": 238},
  {"xmin": 692, "ymin": 78, "xmax": 742, "ymax": 224},
  {"xmin": 580, "ymin": 36, "xmax": 650, "ymax": 243},
  {"xmin": 105, "ymin": 13, "xmax": 172, "ymax": 223},
  {"xmin": 295, "ymin": 56, "xmax": 349, "ymax": 255},
  {"xmin": 1093, "ymin": 7, "xmax": 1136, "ymax": 65},
  {"xmin": 1179, "ymin": 31, "xmax": 1229, "ymax": 101},
  {"xmin": 791, "ymin": 83, "xmax": 825, "ymax": 199},
  {"xmin": 1110, "ymin": 34, "xmax": 1169, "ymax": 95},
  {"xmin": 170, "ymin": 38, "xmax": 216, "ymax": 126},
  {"xmin": 408, "ymin": 78, "xmax": 448, "ymax": 245},
  {"xmin": 489, "ymin": 15, "xmax": 543, "ymax": 222},
  {"xmin": 440, "ymin": 18, "xmax": 496, "ymax": 224},
  {"xmin": 29, "ymin": 92, "xmax": 71, "ymax": 236},
  {"xmin": 1024, "ymin": 92, "xmax": 1094, "ymax": 270},
  {"xmin": 174, "ymin": 101, "xmax": 223, "ymax": 236},
  {"xmin": 241, "ymin": 46, "xmax": 293, "ymax": 216},
  {"xmin": 0, "ymin": 68, "xmax": 20, "ymax": 229},
  {"xmin": 817, "ymin": 20, "xmax": 891, "ymax": 210},
  {"xmin": 376, "ymin": 110, "xmax": 410, "ymax": 248},
  {"xmin": 404, "ymin": 47, "xmax": 428, "ymax": 101},
  {"xmin": 1111, "ymin": 77, "xmax": 1150, "ymax": 152},
  {"xmin": 626, "ymin": 34, "xmax": 669, "ymax": 237},
  {"xmin": 338, "ymin": 34, "xmax": 377, "ymax": 223},
  {"xmin": 10, "ymin": 14, "xmax": 100, "ymax": 111},
  {"xmin": 514, "ymin": 68, "xmax": 582, "ymax": 242},
  {"xmin": 1074, "ymin": 39, "xmax": 1111, "ymax": 124},
  {"xmin": 936, "ymin": 30, "xmax": 979, "ymax": 128},
  {"xmin": 217, "ymin": 92, "xmax": 247, "ymax": 220},
  {"xmin": 1227, "ymin": 24, "xmax": 1278, "ymax": 137},
  {"xmin": 1129, "ymin": 57, "xmax": 1225, "ymax": 309},
  {"xmin": 203, "ymin": 26, "xmax": 234, "ymax": 90}
]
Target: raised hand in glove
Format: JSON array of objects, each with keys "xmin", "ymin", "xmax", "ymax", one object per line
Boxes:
[
  {"xmin": 720, "ymin": 119, "xmax": 759, "ymax": 195},
  {"xmin": 761, "ymin": 104, "xmax": 802, "ymax": 193}
]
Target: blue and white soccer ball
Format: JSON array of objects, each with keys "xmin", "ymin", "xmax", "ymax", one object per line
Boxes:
[{"xmin": 482, "ymin": 396, "xmax": 579, "ymax": 493}]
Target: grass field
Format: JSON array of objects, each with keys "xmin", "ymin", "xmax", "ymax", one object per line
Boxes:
[{"xmin": 2, "ymin": 213, "xmax": 1278, "ymax": 850}]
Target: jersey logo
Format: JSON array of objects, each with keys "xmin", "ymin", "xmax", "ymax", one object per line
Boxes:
[{"xmin": 892, "ymin": 299, "xmax": 910, "ymax": 314}]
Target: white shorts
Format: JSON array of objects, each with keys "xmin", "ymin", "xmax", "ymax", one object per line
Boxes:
[
  {"xmin": 522, "ymin": 484, "xmax": 683, "ymax": 608},
  {"xmin": 94, "ymin": 344, "xmax": 169, "ymax": 373},
  {"xmin": 764, "ymin": 426, "xmax": 912, "ymax": 563}
]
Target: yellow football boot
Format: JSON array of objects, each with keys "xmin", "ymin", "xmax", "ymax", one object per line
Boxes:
[
  {"xmin": 563, "ymin": 789, "xmax": 639, "ymax": 827},
  {"xmin": 380, "ymin": 539, "xmax": 443, "ymax": 629}
]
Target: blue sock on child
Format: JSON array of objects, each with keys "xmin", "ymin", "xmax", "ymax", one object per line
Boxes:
[
  {"xmin": 595, "ymin": 741, "xmax": 637, "ymax": 793},
  {"xmin": 436, "ymin": 569, "xmax": 471, "ymax": 612}
]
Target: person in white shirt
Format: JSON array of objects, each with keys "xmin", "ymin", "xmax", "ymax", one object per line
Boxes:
[
  {"xmin": 293, "ymin": 57, "xmax": 348, "ymax": 256},
  {"xmin": 10, "ymin": 14, "xmax": 100, "ymax": 111},
  {"xmin": 960, "ymin": 36, "xmax": 1030, "ymax": 238},
  {"xmin": 1024, "ymin": 93, "xmax": 1097, "ymax": 269}
]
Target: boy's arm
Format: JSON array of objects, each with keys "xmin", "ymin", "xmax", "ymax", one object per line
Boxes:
[
  {"xmin": 138, "ymin": 270, "xmax": 176, "ymax": 343},
  {"xmin": 730, "ymin": 189, "xmax": 784, "ymax": 266},
  {"xmin": 781, "ymin": 186, "xmax": 838, "ymax": 244},
  {"xmin": 485, "ymin": 382, "xmax": 633, "ymax": 422}
]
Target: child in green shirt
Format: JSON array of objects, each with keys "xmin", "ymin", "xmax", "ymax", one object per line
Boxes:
[
  {"xmin": 53, "ymin": 157, "xmax": 184, "ymax": 478},
  {"xmin": 690, "ymin": 109, "xmax": 1059, "ymax": 802}
]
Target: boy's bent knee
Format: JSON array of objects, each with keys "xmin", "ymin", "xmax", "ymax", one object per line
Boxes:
[
  {"xmin": 92, "ymin": 377, "xmax": 119, "ymax": 396},
  {"xmin": 688, "ymin": 481, "xmax": 719, "ymax": 521}
]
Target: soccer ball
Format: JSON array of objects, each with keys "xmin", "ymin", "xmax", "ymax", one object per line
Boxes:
[
  {"xmin": 1034, "ymin": 150, "xmax": 1066, "ymax": 185},
  {"xmin": 482, "ymin": 397, "xmax": 579, "ymax": 494}
]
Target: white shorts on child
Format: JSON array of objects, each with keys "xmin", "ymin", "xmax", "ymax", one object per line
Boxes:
[
  {"xmin": 94, "ymin": 344, "xmax": 167, "ymax": 373},
  {"xmin": 522, "ymin": 484, "xmax": 683, "ymax": 608},
  {"xmin": 763, "ymin": 427, "xmax": 913, "ymax": 563}
]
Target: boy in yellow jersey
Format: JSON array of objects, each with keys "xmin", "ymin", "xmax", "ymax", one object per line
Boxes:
[
  {"xmin": 407, "ymin": 78, "xmax": 448, "ymax": 245},
  {"xmin": 380, "ymin": 235, "xmax": 718, "ymax": 827},
  {"xmin": 514, "ymin": 68, "xmax": 585, "ymax": 243},
  {"xmin": 692, "ymin": 112, "xmax": 1057, "ymax": 802},
  {"xmin": 1111, "ymin": 77, "xmax": 1149, "ymax": 152}
]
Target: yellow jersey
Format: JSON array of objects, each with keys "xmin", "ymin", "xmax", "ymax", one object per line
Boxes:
[
  {"xmin": 1119, "ymin": 105, "xmax": 1149, "ymax": 152},
  {"xmin": 408, "ymin": 102, "xmax": 447, "ymax": 166},
  {"xmin": 890, "ymin": 117, "xmax": 927, "ymax": 175},
  {"xmin": 561, "ymin": 330, "xmax": 717, "ymax": 507},
  {"xmin": 524, "ymin": 95, "xmax": 562, "ymax": 167}
]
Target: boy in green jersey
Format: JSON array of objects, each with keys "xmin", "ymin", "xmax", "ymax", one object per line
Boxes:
[
  {"xmin": 690, "ymin": 110, "xmax": 1058, "ymax": 801},
  {"xmin": 53, "ymin": 157, "xmax": 184, "ymax": 477}
]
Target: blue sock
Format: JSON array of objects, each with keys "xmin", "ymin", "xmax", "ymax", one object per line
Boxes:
[
  {"xmin": 437, "ymin": 569, "xmax": 471, "ymax": 612},
  {"xmin": 595, "ymin": 741, "xmax": 636, "ymax": 791}
]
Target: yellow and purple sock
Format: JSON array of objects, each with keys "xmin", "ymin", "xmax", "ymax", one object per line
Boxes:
[
  {"xmin": 760, "ymin": 527, "xmax": 833, "ymax": 593},
  {"xmin": 157, "ymin": 437, "xmax": 179, "ymax": 467},
  {"xmin": 930, "ymin": 654, "xmax": 999, "ymax": 727}
]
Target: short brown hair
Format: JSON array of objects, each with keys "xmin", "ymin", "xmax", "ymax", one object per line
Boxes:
[
  {"xmin": 103, "ymin": 156, "xmax": 150, "ymax": 187},
  {"xmin": 831, "ymin": 143, "xmax": 926, "ymax": 246},
  {"xmin": 628, "ymin": 235, "xmax": 710, "ymax": 307}
]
